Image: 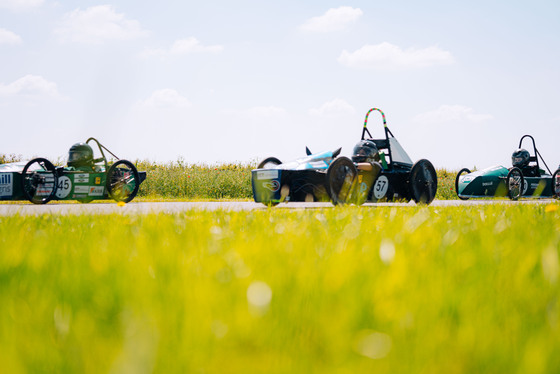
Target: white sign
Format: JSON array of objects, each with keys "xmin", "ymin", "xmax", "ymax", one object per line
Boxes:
[
  {"xmin": 56, "ymin": 176, "xmax": 72, "ymax": 199},
  {"xmin": 74, "ymin": 173, "xmax": 89, "ymax": 184},
  {"xmin": 0, "ymin": 173, "xmax": 13, "ymax": 197},
  {"xmin": 256, "ymin": 170, "xmax": 279, "ymax": 180},
  {"xmin": 373, "ymin": 175, "xmax": 389, "ymax": 199},
  {"xmin": 74, "ymin": 185, "xmax": 89, "ymax": 194}
]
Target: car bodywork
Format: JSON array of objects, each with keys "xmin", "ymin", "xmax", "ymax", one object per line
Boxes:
[{"xmin": 251, "ymin": 149, "xmax": 342, "ymax": 204}]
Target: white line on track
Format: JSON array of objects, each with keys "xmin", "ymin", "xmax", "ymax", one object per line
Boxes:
[{"xmin": 0, "ymin": 199, "xmax": 557, "ymax": 216}]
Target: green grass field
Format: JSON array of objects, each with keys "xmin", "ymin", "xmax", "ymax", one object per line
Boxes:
[{"xmin": 1, "ymin": 204, "xmax": 559, "ymax": 373}]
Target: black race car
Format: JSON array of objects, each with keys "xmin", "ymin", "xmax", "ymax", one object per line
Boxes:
[{"xmin": 251, "ymin": 108, "xmax": 438, "ymax": 206}]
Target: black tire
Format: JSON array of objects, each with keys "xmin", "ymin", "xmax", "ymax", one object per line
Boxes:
[
  {"xmin": 77, "ymin": 198, "xmax": 93, "ymax": 204},
  {"xmin": 327, "ymin": 157, "xmax": 357, "ymax": 205},
  {"xmin": 21, "ymin": 158, "xmax": 58, "ymax": 204},
  {"xmin": 409, "ymin": 159, "xmax": 438, "ymax": 204},
  {"xmin": 552, "ymin": 169, "xmax": 560, "ymax": 199},
  {"xmin": 257, "ymin": 157, "xmax": 282, "ymax": 169},
  {"xmin": 506, "ymin": 167, "xmax": 524, "ymax": 201},
  {"xmin": 455, "ymin": 168, "xmax": 471, "ymax": 200},
  {"xmin": 106, "ymin": 160, "xmax": 140, "ymax": 203}
]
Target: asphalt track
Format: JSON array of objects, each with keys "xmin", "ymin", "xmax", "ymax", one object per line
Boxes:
[{"xmin": 0, "ymin": 199, "xmax": 557, "ymax": 216}]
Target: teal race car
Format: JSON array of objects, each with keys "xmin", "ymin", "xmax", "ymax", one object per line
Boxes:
[
  {"xmin": 0, "ymin": 138, "xmax": 146, "ymax": 204},
  {"xmin": 455, "ymin": 135, "xmax": 560, "ymax": 200}
]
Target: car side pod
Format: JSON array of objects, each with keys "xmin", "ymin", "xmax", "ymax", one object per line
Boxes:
[{"xmin": 252, "ymin": 157, "xmax": 283, "ymax": 206}]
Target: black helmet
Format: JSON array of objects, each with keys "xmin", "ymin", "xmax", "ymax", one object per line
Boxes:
[
  {"xmin": 512, "ymin": 148, "xmax": 530, "ymax": 168},
  {"xmin": 352, "ymin": 140, "xmax": 379, "ymax": 163},
  {"xmin": 68, "ymin": 142, "xmax": 94, "ymax": 167}
]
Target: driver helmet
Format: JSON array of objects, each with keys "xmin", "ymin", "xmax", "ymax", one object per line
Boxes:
[
  {"xmin": 352, "ymin": 140, "xmax": 379, "ymax": 163},
  {"xmin": 68, "ymin": 142, "xmax": 94, "ymax": 168},
  {"xmin": 512, "ymin": 148, "xmax": 530, "ymax": 168}
]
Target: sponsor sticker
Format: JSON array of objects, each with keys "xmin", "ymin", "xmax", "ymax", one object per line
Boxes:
[
  {"xmin": 74, "ymin": 173, "xmax": 89, "ymax": 184},
  {"xmin": 263, "ymin": 180, "xmax": 280, "ymax": 192},
  {"xmin": 309, "ymin": 161, "xmax": 327, "ymax": 169},
  {"xmin": 36, "ymin": 186, "xmax": 55, "ymax": 196},
  {"xmin": 359, "ymin": 182, "xmax": 369, "ymax": 193},
  {"xmin": 95, "ymin": 177, "xmax": 101, "ymax": 185},
  {"xmin": 0, "ymin": 173, "xmax": 13, "ymax": 197},
  {"xmin": 74, "ymin": 185, "xmax": 90, "ymax": 194},
  {"xmin": 256, "ymin": 170, "xmax": 279, "ymax": 180},
  {"xmin": 34, "ymin": 175, "xmax": 56, "ymax": 196},
  {"xmin": 89, "ymin": 186, "xmax": 104, "ymax": 197}
]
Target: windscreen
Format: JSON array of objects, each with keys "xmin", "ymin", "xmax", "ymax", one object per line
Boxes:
[{"xmin": 389, "ymin": 138, "xmax": 413, "ymax": 165}]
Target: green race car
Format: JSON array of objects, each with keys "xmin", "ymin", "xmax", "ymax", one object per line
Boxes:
[
  {"xmin": 0, "ymin": 138, "xmax": 146, "ymax": 204},
  {"xmin": 456, "ymin": 135, "xmax": 560, "ymax": 200}
]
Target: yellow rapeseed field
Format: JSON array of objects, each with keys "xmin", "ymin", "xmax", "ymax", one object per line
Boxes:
[{"xmin": 1, "ymin": 203, "xmax": 559, "ymax": 373}]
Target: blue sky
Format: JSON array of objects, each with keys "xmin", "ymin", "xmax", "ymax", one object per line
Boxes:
[{"xmin": 1, "ymin": 0, "xmax": 559, "ymax": 170}]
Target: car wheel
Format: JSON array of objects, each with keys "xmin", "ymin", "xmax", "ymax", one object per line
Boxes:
[
  {"xmin": 552, "ymin": 169, "xmax": 560, "ymax": 199},
  {"xmin": 409, "ymin": 159, "xmax": 438, "ymax": 204},
  {"xmin": 327, "ymin": 157, "xmax": 357, "ymax": 205},
  {"xmin": 107, "ymin": 160, "xmax": 140, "ymax": 203},
  {"xmin": 257, "ymin": 157, "xmax": 282, "ymax": 169},
  {"xmin": 506, "ymin": 167, "xmax": 524, "ymax": 201},
  {"xmin": 455, "ymin": 168, "xmax": 471, "ymax": 200},
  {"xmin": 21, "ymin": 158, "xmax": 58, "ymax": 204}
]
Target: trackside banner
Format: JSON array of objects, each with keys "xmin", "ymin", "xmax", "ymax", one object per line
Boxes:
[{"xmin": 0, "ymin": 173, "xmax": 13, "ymax": 197}]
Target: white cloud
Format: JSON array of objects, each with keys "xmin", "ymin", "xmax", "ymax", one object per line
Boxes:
[
  {"xmin": 139, "ymin": 89, "xmax": 191, "ymax": 108},
  {"xmin": 0, "ymin": 75, "xmax": 63, "ymax": 99},
  {"xmin": 413, "ymin": 105, "xmax": 494, "ymax": 124},
  {"xmin": 54, "ymin": 5, "xmax": 148, "ymax": 44},
  {"xmin": 301, "ymin": 6, "xmax": 363, "ymax": 32},
  {"xmin": 141, "ymin": 37, "xmax": 223, "ymax": 58},
  {"xmin": 339, "ymin": 42, "xmax": 454, "ymax": 70},
  {"xmin": 0, "ymin": 0, "xmax": 43, "ymax": 11},
  {"xmin": 0, "ymin": 28, "xmax": 22, "ymax": 44},
  {"xmin": 309, "ymin": 98, "xmax": 355, "ymax": 116}
]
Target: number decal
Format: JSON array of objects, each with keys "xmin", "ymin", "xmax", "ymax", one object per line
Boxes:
[
  {"xmin": 55, "ymin": 176, "xmax": 72, "ymax": 199},
  {"xmin": 373, "ymin": 175, "xmax": 389, "ymax": 199}
]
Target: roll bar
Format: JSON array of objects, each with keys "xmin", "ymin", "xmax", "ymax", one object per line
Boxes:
[
  {"xmin": 361, "ymin": 108, "xmax": 393, "ymax": 141},
  {"xmin": 86, "ymin": 137, "xmax": 120, "ymax": 171},
  {"xmin": 518, "ymin": 135, "xmax": 552, "ymax": 175}
]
